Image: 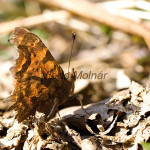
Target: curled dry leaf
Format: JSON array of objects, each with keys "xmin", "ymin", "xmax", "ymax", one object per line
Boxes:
[{"xmin": 0, "ymin": 120, "xmax": 28, "ymax": 149}]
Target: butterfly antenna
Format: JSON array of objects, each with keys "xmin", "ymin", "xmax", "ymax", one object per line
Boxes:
[{"xmin": 68, "ymin": 31, "xmax": 76, "ymax": 73}]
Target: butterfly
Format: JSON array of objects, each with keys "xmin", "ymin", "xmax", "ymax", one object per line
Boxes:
[{"xmin": 8, "ymin": 27, "xmax": 76, "ymax": 123}]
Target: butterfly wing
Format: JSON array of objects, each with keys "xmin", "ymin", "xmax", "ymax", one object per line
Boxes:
[{"xmin": 8, "ymin": 27, "xmax": 68, "ymax": 122}]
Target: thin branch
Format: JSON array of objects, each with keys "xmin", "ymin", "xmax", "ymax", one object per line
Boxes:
[{"xmin": 0, "ymin": 10, "xmax": 70, "ymax": 35}]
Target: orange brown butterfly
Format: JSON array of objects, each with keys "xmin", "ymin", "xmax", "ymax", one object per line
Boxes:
[{"xmin": 8, "ymin": 27, "xmax": 76, "ymax": 123}]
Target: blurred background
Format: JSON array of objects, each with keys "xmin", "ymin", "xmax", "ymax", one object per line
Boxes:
[{"xmin": 0, "ymin": 0, "xmax": 150, "ymax": 112}]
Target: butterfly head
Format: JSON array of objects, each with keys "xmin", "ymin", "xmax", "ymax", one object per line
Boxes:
[{"xmin": 67, "ymin": 68, "xmax": 76, "ymax": 82}]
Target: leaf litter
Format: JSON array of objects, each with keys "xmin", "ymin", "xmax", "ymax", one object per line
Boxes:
[{"xmin": 1, "ymin": 81, "xmax": 150, "ymax": 149}]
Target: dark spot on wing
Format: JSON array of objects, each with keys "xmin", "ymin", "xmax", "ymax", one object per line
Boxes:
[
  {"xmin": 36, "ymin": 68, "xmax": 39, "ymax": 72},
  {"xmin": 42, "ymin": 50, "xmax": 54, "ymax": 64},
  {"xmin": 35, "ymin": 60, "xmax": 39, "ymax": 65}
]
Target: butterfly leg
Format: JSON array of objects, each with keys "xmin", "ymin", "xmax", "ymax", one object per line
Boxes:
[
  {"xmin": 46, "ymin": 99, "xmax": 59, "ymax": 121},
  {"xmin": 57, "ymin": 108, "xmax": 62, "ymax": 120},
  {"xmin": 77, "ymin": 94, "xmax": 90, "ymax": 116}
]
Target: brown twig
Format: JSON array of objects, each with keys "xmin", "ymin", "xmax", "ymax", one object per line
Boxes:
[
  {"xmin": 37, "ymin": 0, "xmax": 150, "ymax": 49},
  {"xmin": 0, "ymin": 10, "xmax": 70, "ymax": 35}
]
